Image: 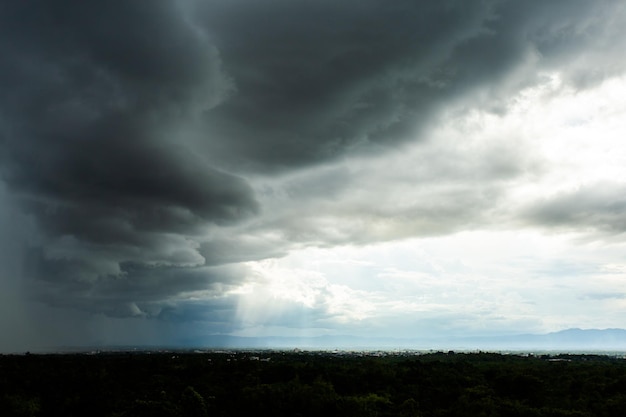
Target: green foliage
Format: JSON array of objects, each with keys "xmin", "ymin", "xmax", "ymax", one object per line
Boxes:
[
  {"xmin": 122, "ymin": 399, "xmax": 180, "ymax": 417},
  {"xmin": 0, "ymin": 395, "xmax": 41, "ymax": 417},
  {"xmin": 2, "ymin": 351, "xmax": 626, "ymax": 416},
  {"xmin": 181, "ymin": 386, "xmax": 208, "ymax": 417}
]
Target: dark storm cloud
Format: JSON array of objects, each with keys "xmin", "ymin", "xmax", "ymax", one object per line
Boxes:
[
  {"xmin": 13, "ymin": 132, "xmax": 257, "ymax": 241},
  {"xmin": 190, "ymin": 0, "xmax": 626, "ymax": 268},
  {"xmin": 0, "ymin": 0, "xmax": 231, "ymax": 115},
  {"xmin": 25, "ymin": 247, "xmax": 249, "ymax": 318},
  {"xmin": 0, "ymin": 182, "xmax": 40, "ymax": 351},
  {"xmin": 200, "ymin": 234, "xmax": 288, "ymax": 266},
  {"xmin": 1, "ymin": 0, "xmax": 625, "ymax": 330},
  {"xmin": 192, "ymin": 0, "xmax": 624, "ymax": 171},
  {"xmin": 0, "ymin": 0, "xmax": 258, "ymax": 319},
  {"xmin": 194, "ymin": 0, "xmax": 497, "ymax": 170}
]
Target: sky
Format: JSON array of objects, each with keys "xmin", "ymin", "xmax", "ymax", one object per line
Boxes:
[{"xmin": 2, "ymin": 0, "xmax": 626, "ymax": 351}]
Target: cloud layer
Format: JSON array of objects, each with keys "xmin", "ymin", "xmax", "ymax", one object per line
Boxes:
[{"xmin": 1, "ymin": 0, "xmax": 626, "ymax": 348}]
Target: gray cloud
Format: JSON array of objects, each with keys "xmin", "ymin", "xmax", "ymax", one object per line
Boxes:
[
  {"xmin": 216, "ymin": 124, "xmax": 538, "ymax": 256},
  {"xmin": 523, "ymin": 183, "xmax": 626, "ymax": 236},
  {"xmin": 0, "ymin": 181, "xmax": 39, "ymax": 351},
  {"xmin": 192, "ymin": 0, "xmax": 626, "ymax": 171},
  {"xmin": 0, "ymin": 0, "xmax": 257, "ymax": 323},
  {"xmin": 25, "ymin": 248, "xmax": 251, "ymax": 318},
  {"xmin": 1, "ymin": 0, "xmax": 626, "ymax": 345},
  {"xmin": 193, "ymin": 0, "xmax": 498, "ymax": 170}
]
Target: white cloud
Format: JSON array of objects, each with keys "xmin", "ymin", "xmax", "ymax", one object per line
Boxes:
[
  {"xmin": 231, "ymin": 225, "xmax": 626, "ymax": 337},
  {"xmin": 194, "ymin": 71, "xmax": 626, "ymax": 339}
]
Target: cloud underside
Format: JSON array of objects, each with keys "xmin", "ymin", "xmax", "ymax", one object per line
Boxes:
[{"xmin": 1, "ymin": 0, "xmax": 626, "ymax": 333}]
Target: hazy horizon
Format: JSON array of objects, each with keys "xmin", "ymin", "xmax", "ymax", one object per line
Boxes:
[
  {"xmin": 2, "ymin": 0, "xmax": 626, "ymax": 352},
  {"xmin": 11, "ymin": 328, "xmax": 626, "ymax": 356}
]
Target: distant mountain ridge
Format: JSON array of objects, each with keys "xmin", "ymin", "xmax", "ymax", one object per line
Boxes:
[{"xmin": 452, "ymin": 328, "xmax": 626, "ymax": 351}]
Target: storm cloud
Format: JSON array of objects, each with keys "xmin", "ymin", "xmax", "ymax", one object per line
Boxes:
[
  {"xmin": 1, "ymin": 0, "xmax": 626, "ymax": 348},
  {"xmin": 0, "ymin": 0, "xmax": 258, "ymax": 321},
  {"xmin": 192, "ymin": 0, "xmax": 626, "ymax": 171}
]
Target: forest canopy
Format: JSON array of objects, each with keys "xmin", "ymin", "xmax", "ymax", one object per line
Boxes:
[{"xmin": 1, "ymin": 351, "xmax": 625, "ymax": 417}]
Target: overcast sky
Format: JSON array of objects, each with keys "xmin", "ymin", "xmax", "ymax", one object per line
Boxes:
[{"xmin": 2, "ymin": 0, "xmax": 626, "ymax": 351}]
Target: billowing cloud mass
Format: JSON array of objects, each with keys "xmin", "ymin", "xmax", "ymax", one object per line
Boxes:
[{"xmin": 1, "ymin": 0, "xmax": 626, "ymax": 350}]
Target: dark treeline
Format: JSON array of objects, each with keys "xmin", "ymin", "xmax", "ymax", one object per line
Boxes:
[{"xmin": 2, "ymin": 350, "xmax": 626, "ymax": 416}]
